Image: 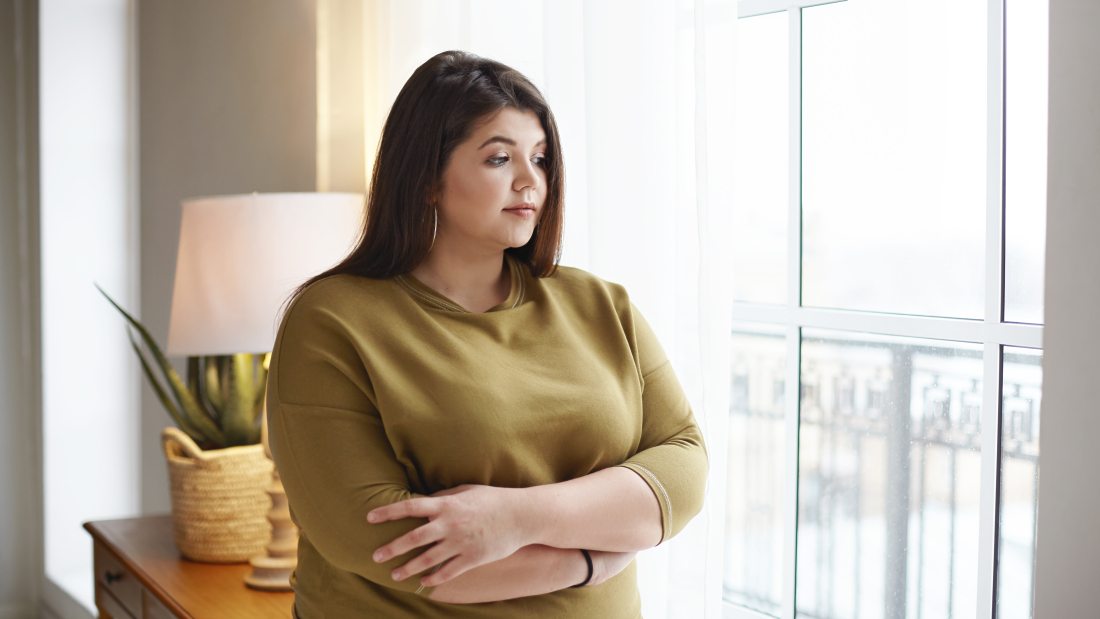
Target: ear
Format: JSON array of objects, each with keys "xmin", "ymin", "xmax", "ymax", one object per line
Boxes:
[{"xmin": 426, "ymin": 181, "xmax": 442, "ymax": 207}]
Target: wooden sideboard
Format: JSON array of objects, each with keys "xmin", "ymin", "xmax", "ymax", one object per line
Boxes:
[{"xmin": 83, "ymin": 516, "xmax": 295, "ymax": 619}]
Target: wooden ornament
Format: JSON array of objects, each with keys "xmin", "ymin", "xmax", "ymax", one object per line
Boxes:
[{"xmin": 244, "ymin": 405, "xmax": 299, "ymax": 592}]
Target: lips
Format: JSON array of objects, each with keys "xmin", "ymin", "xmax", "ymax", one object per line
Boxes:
[{"xmin": 504, "ymin": 202, "xmax": 537, "ymax": 218}]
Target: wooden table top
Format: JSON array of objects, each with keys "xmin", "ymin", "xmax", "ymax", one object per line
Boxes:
[{"xmin": 84, "ymin": 515, "xmax": 295, "ymax": 619}]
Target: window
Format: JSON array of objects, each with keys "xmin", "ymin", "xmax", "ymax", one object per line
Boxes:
[
  {"xmin": 40, "ymin": 0, "xmax": 140, "ymax": 613},
  {"xmin": 726, "ymin": 1, "xmax": 1046, "ymax": 618}
]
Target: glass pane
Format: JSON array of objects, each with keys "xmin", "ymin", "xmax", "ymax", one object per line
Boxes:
[
  {"xmin": 732, "ymin": 12, "xmax": 788, "ymax": 305},
  {"xmin": 997, "ymin": 348, "xmax": 1042, "ymax": 619},
  {"xmin": 802, "ymin": 1, "xmax": 986, "ymax": 318},
  {"xmin": 797, "ymin": 330, "xmax": 984, "ymax": 619},
  {"xmin": 1003, "ymin": 0, "xmax": 1049, "ymax": 324},
  {"xmin": 724, "ymin": 323, "xmax": 787, "ymax": 615}
]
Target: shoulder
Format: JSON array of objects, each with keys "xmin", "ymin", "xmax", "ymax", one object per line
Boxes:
[
  {"xmin": 277, "ymin": 273, "xmax": 395, "ymax": 339},
  {"xmin": 538, "ymin": 264, "xmax": 667, "ymax": 375},
  {"xmin": 287, "ymin": 273, "xmax": 390, "ymax": 314},
  {"xmin": 535, "ymin": 263, "xmax": 644, "ymax": 347},
  {"xmin": 538, "ymin": 263, "xmax": 631, "ymax": 309}
]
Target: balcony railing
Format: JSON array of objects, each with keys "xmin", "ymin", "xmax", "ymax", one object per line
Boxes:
[{"xmin": 723, "ymin": 330, "xmax": 1041, "ymax": 619}]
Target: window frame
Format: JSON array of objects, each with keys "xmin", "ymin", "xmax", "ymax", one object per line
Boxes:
[{"xmin": 725, "ymin": 1, "xmax": 1042, "ymax": 618}]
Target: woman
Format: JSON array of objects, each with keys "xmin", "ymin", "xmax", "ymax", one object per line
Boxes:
[{"xmin": 267, "ymin": 50, "xmax": 708, "ymax": 618}]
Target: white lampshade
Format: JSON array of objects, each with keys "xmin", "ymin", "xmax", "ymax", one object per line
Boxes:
[{"xmin": 166, "ymin": 192, "xmax": 365, "ymax": 356}]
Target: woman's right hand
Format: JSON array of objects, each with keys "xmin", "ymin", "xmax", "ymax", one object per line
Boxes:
[{"xmin": 585, "ymin": 549, "xmax": 639, "ymax": 587}]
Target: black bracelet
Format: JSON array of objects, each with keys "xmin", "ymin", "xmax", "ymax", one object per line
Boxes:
[{"xmin": 570, "ymin": 549, "xmax": 593, "ymax": 588}]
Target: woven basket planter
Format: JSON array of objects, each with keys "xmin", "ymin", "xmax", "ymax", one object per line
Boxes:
[{"xmin": 161, "ymin": 426, "xmax": 274, "ymax": 563}]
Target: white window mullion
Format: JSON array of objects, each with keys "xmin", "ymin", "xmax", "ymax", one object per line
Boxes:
[
  {"xmin": 781, "ymin": 323, "xmax": 801, "ymax": 619},
  {"xmin": 781, "ymin": 6, "xmax": 802, "ymax": 619},
  {"xmin": 977, "ymin": 1, "xmax": 1007, "ymax": 618},
  {"xmin": 738, "ymin": 0, "xmax": 845, "ymax": 20},
  {"xmin": 729, "ymin": 304, "xmax": 1042, "ymax": 349},
  {"xmin": 786, "ymin": 10, "xmax": 803, "ymax": 323},
  {"xmin": 977, "ymin": 342, "xmax": 1005, "ymax": 619},
  {"xmin": 986, "ymin": 0, "xmax": 1008, "ymax": 328}
]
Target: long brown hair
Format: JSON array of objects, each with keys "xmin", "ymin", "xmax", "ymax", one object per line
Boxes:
[{"xmin": 294, "ymin": 50, "xmax": 564, "ymax": 301}]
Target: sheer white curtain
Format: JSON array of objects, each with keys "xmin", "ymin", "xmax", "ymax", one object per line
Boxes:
[{"xmin": 341, "ymin": 2, "xmax": 737, "ymax": 615}]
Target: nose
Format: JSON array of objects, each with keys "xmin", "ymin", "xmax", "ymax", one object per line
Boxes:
[{"xmin": 513, "ymin": 157, "xmax": 541, "ymax": 194}]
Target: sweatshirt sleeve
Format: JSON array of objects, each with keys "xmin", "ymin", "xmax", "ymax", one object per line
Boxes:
[
  {"xmin": 615, "ymin": 302, "xmax": 709, "ymax": 545},
  {"xmin": 265, "ymin": 282, "xmax": 439, "ymax": 597}
]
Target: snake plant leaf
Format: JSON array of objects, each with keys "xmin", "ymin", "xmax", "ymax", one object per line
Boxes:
[
  {"xmin": 187, "ymin": 356, "xmax": 200, "ymax": 400},
  {"xmin": 255, "ymin": 352, "xmax": 270, "ymax": 424},
  {"xmin": 252, "ymin": 389, "xmax": 266, "ymax": 424},
  {"xmin": 247, "ymin": 355, "xmax": 267, "ymax": 444},
  {"xmin": 217, "ymin": 356, "xmax": 231, "ymax": 408},
  {"xmin": 225, "ymin": 354, "xmax": 265, "ymax": 446},
  {"xmin": 245, "ymin": 418, "xmax": 262, "ymax": 445},
  {"xmin": 187, "ymin": 356, "xmax": 218, "ymax": 423},
  {"xmin": 219, "ymin": 353, "xmax": 260, "ymax": 447},
  {"xmin": 96, "ymin": 284, "xmax": 226, "ymax": 447},
  {"xmin": 126, "ymin": 329, "xmax": 207, "ymax": 444},
  {"xmin": 245, "ymin": 354, "xmax": 263, "ymax": 445},
  {"xmin": 204, "ymin": 356, "xmax": 224, "ymax": 416},
  {"xmin": 253, "ymin": 358, "xmax": 269, "ymax": 420}
]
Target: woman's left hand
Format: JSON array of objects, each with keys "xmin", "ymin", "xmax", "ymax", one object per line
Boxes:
[{"xmin": 367, "ymin": 484, "xmax": 532, "ymax": 587}]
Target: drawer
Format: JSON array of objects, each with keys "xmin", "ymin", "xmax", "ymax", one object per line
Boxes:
[
  {"xmin": 94, "ymin": 540, "xmax": 143, "ymax": 617},
  {"xmin": 96, "ymin": 582, "xmax": 137, "ymax": 619},
  {"xmin": 143, "ymin": 589, "xmax": 177, "ymax": 619}
]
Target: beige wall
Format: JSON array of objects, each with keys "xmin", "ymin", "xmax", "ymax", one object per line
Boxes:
[
  {"xmin": 0, "ymin": 1, "xmax": 42, "ymax": 617},
  {"xmin": 1034, "ymin": 0, "xmax": 1100, "ymax": 616},
  {"xmin": 316, "ymin": 0, "xmax": 367, "ymax": 193},
  {"xmin": 138, "ymin": 0, "xmax": 318, "ymax": 513}
]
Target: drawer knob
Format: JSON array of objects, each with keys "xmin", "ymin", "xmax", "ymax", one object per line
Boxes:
[{"xmin": 104, "ymin": 571, "xmax": 124, "ymax": 585}]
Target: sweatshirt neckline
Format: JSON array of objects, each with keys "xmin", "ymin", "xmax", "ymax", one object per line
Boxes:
[{"xmin": 394, "ymin": 254, "xmax": 526, "ymax": 314}]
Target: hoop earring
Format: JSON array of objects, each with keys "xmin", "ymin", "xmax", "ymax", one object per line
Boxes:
[{"xmin": 428, "ymin": 207, "xmax": 438, "ymax": 252}]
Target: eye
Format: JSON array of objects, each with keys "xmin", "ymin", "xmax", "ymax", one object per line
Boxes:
[
  {"xmin": 532, "ymin": 155, "xmax": 547, "ymax": 167},
  {"xmin": 487, "ymin": 156, "xmax": 509, "ymax": 166}
]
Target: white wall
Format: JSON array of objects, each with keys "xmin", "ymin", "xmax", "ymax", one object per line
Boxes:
[
  {"xmin": 1033, "ymin": 0, "xmax": 1100, "ymax": 617},
  {"xmin": 0, "ymin": 3, "xmax": 42, "ymax": 618}
]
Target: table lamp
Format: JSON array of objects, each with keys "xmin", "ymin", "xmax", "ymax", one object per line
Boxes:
[{"xmin": 165, "ymin": 191, "xmax": 364, "ymax": 590}]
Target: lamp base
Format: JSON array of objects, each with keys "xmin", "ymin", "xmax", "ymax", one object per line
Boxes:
[
  {"xmin": 243, "ymin": 467, "xmax": 299, "ymax": 592},
  {"xmin": 244, "ymin": 554, "xmax": 297, "ymax": 591}
]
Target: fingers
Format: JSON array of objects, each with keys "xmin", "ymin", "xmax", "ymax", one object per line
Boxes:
[
  {"xmin": 419, "ymin": 554, "xmax": 475, "ymax": 588},
  {"xmin": 367, "ymin": 497, "xmax": 442, "ymax": 523},
  {"xmin": 429, "ymin": 484, "xmax": 472, "ymax": 497},
  {"xmin": 389, "ymin": 543, "xmax": 454, "ymax": 582},
  {"xmin": 373, "ymin": 522, "xmax": 445, "ymax": 564}
]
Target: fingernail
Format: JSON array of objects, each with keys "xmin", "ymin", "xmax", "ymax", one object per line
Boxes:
[
  {"xmin": 391, "ymin": 570, "xmax": 401, "ymax": 581},
  {"xmin": 367, "ymin": 512, "xmax": 377, "ymax": 523},
  {"xmin": 373, "ymin": 552, "xmax": 383, "ymax": 562}
]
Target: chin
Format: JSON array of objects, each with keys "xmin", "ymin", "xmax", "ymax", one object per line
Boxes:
[{"xmin": 500, "ymin": 229, "xmax": 536, "ymax": 249}]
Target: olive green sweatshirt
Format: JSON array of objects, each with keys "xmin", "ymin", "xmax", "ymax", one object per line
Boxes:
[{"xmin": 267, "ymin": 253, "xmax": 708, "ymax": 619}]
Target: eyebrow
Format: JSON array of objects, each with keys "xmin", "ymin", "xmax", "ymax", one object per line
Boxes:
[{"xmin": 477, "ymin": 136, "xmax": 547, "ymax": 150}]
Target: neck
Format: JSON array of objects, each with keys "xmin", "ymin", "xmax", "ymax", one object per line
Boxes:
[{"xmin": 409, "ymin": 239, "xmax": 511, "ymax": 313}]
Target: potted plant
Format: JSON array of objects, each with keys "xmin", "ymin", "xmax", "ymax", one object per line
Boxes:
[{"xmin": 98, "ymin": 285, "xmax": 274, "ymax": 563}]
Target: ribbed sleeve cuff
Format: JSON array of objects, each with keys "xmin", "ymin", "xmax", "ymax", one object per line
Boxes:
[{"xmin": 617, "ymin": 462, "xmax": 674, "ymax": 545}]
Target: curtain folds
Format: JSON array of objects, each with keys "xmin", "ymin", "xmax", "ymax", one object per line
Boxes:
[{"xmin": 321, "ymin": 2, "xmax": 737, "ymax": 615}]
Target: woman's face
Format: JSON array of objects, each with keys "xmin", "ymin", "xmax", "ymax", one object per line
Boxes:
[{"xmin": 435, "ymin": 107, "xmax": 548, "ymax": 253}]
